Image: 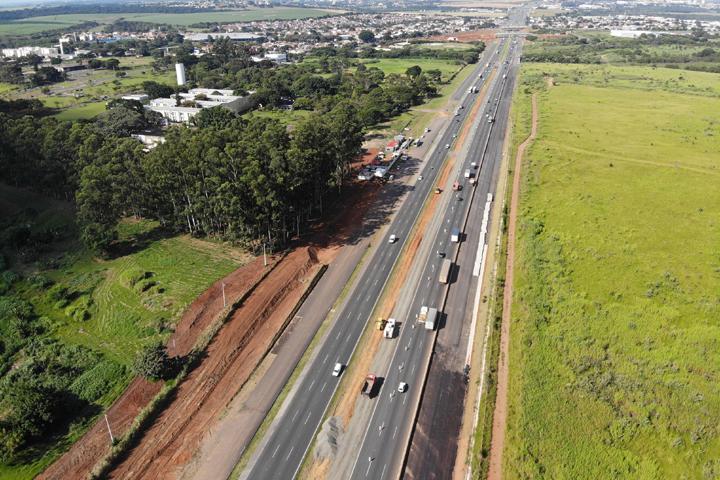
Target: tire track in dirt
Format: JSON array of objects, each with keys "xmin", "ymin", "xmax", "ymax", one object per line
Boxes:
[{"xmin": 487, "ymin": 93, "xmax": 537, "ymax": 480}]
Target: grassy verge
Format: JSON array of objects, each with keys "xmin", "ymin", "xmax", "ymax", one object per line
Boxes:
[{"xmin": 504, "ymin": 63, "xmax": 720, "ymax": 478}]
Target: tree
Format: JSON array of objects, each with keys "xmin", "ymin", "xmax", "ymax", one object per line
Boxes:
[
  {"xmin": 192, "ymin": 106, "xmax": 237, "ymax": 128},
  {"xmin": 95, "ymin": 106, "xmax": 148, "ymax": 137},
  {"xmin": 142, "ymin": 80, "xmax": 175, "ymax": 99},
  {"xmin": 406, "ymin": 65, "xmax": 422, "ymax": 78},
  {"xmin": 132, "ymin": 342, "xmax": 172, "ymax": 380},
  {"xmin": 24, "ymin": 53, "xmax": 43, "ymax": 71},
  {"xmin": 105, "ymin": 58, "xmax": 120, "ymax": 70},
  {"xmin": 358, "ymin": 30, "xmax": 376, "ymax": 44}
]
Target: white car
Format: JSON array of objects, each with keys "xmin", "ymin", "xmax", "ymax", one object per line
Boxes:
[
  {"xmin": 452, "ymin": 134, "xmax": 457, "ymax": 138},
  {"xmin": 398, "ymin": 382, "xmax": 408, "ymax": 393},
  {"xmin": 445, "ymin": 144, "xmax": 450, "ymax": 149},
  {"xmin": 424, "ymin": 127, "xmax": 431, "ymax": 133},
  {"xmin": 332, "ymin": 363, "xmax": 343, "ymax": 377},
  {"xmin": 389, "ymin": 234, "xmax": 397, "ymax": 243}
]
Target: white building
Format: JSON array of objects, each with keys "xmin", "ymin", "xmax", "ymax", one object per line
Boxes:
[
  {"xmin": 251, "ymin": 52, "xmax": 288, "ymax": 64},
  {"xmin": 175, "ymin": 63, "xmax": 187, "ymax": 86},
  {"xmin": 146, "ymin": 88, "xmax": 253, "ymax": 123},
  {"xmin": 1, "ymin": 46, "xmax": 60, "ymax": 58}
]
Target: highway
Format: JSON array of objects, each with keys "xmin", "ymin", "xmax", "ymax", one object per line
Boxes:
[
  {"xmin": 243, "ymin": 41, "xmax": 505, "ymax": 480},
  {"xmin": 348, "ymin": 37, "xmax": 524, "ymax": 480}
]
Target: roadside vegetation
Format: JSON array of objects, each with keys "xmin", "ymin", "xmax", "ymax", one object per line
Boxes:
[
  {"xmin": 0, "ymin": 184, "xmax": 245, "ymax": 479},
  {"xmin": 523, "ymin": 30, "xmax": 720, "ymax": 72},
  {"xmin": 504, "ymin": 60, "xmax": 720, "ymax": 478}
]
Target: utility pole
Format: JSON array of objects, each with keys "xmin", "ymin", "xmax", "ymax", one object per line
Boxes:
[
  {"xmin": 263, "ymin": 243, "xmax": 268, "ymax": 267},
  {"xmin": 104, "ymin": 414, "xmax": 114, "ymax": 444},
  {"xmin": 222, "ymin": 282, "xmax": 226, "ymax": 308}
]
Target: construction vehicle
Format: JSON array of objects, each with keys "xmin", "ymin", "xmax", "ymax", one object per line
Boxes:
[{"xmin": 361, "ymin": 374, "xmax": 377, "ymax": 397}]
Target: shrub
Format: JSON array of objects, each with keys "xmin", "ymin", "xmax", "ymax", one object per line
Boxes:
[{"xmin": 132, "ymin": 342, "xmax": 172, "ymax": 380}]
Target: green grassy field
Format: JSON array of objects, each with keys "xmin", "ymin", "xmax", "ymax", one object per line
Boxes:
[
  {"xmin": 0, "ymin": 184, "xmax": 249, "ymax": 478},
  {"xmin": 0, "ymin": 7, "xmax": 338, "ymax": 35},
  {"xmin": 53, "ymin": 101, "xmax": 106, "ymax": 121},
  {"xmin": 504, "ymin": 63, "xmax": 720, "ymax": 479},
  {"xmin": 359, "ymin": 57, "xmax": 465, "ymax": 80}
]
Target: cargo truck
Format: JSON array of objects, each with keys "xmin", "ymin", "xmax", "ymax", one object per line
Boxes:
[
  {"xmin": 425, "ymin": 308, "xmax": 438, "ymax": 331},
  {"xmin": 451, "ymin": 227, "xmax": 461, "ymax": 243},
  {"xmin": 383, "ymin": 318, "xmax": 396, "ymax": 338},
  {"xmin": 439, "ymin": 259, "xmax": 452, "ymax": 284},
  {"xmin": 361, "ymin": 374, "xmax": 377, "ymax": 397}
]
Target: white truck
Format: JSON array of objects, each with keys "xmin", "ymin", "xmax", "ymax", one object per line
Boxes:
[
  {"xmin": 383, "ymin": 318, "xmax": 396, "ymax": 338},
  {"xmin": 464, "ymin": 169, "xmax": 471, "ymax": 179},
  {"xmin": 451, "ymin": 227, "xmax": 461, "ymax": 243},
  {"xmin": 417, "ymin": 306, "xmax": 438, "ymax": 331}
]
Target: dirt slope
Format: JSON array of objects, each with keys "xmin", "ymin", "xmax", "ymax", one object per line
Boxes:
[{"xmin": 39, "ymin": 256, "xmax": 276, "ymax": 480}]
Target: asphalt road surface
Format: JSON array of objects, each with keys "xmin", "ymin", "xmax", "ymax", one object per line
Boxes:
[
  {"xmin": 244, "ymin": 42, "xmax": 503, "ymax": 480},
  {"xmin": 348, "ymin": 37, "xmax": 524, "ymax": 480}
]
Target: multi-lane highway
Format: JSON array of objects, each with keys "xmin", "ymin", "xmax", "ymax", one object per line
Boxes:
[
  {"xmin": 243, "ymin": 41, "xmax": 505, "ymax": 480},
  {"xmin": 347, "ymin": 38, "xmax": 523, "ymax": 480}
]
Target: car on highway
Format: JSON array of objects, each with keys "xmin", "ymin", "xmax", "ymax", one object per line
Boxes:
[
  {"xmin": 418, "ymin": 175, "xmax": 423, "ymax": 181},
  {"xmin": 452, "ymin": 133, "xmax": 457, "ymax": 138},
  {"xmin": 389, "ymin": 234, "xmax": 397, "ymax": 243},
  {"xmin": 488, "ymin": 117, "xmax": 494, "ymax": 123},
  {"xmin": 332, "ymin": 363, "xmax": 343, "ymax": 377},
  {"xmin": 437, "ymin": 251, "xmax": 445, "ymax": 257},
  {"xmin": 435, "ymin": 187, "xmax": 442, "ymax": 194},
  {"xmin": 445, "ymin": 144, "xmax": 450, "ymax": 149},
  {"xmin": 471, "ymin": 162, "xmax": 478, "ymax": 169},
  {"xmin": 398, "ymin": 382, "xmax": 408, "ymax": 393},
  {"xmin": 424, "ymin": 127, "xmax": 430, "ymax": 133}
]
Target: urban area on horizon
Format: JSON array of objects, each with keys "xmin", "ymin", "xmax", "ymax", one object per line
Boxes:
[{"xmin": 0, "ymin": 0, "xmax": 718, "ymax": 479}]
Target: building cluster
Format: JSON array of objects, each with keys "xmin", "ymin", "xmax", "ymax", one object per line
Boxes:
[
  {"xmin": 532, "ymin": 5, "xmax": 720, "ymax": 34},
  {"xmin": 1, "ymin": 46, "xmax": 60, "ymax": 59},
  {"xmin": 123, "ymin": 84, "xmax": 254, "ymax": 124},
  {"xmin": 194, "ymin": 12, "xmax": 496, "ymax": 54}
]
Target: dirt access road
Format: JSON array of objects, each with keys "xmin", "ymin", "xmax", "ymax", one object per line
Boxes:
[{"xmin": 487, "ymin": 93, "xmax": 538, "ymax": 480}]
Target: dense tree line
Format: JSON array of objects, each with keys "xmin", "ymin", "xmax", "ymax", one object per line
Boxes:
[{"xmin": 0, "ymin": 97, "xmax": 363, "ymax": 253}]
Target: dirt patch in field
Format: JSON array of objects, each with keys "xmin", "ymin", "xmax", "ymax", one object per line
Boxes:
[
  {"xmin": 38, "ymin": 256, "xmax": 276, "ymax": 480},
  {"xmin": 487, "ymin": 94, "xmax": 538, "ymax": 480},
  {"xmin": 430, "ymin": 30, "xmax": 496, "ymax": 43},
  {"xmin": 108, "ymin": 247, "xmax": 321, "ymax": 480}
]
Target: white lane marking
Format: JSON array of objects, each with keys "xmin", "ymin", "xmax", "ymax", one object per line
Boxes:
[
  {"xmin": 393, "ymin": 426, "xmax": 398, "ymax": 439},
  {"xmin": 403, "ymin": 395, "xmax": 408, "ymax": 405},
  {"xmin": 321, "ymin": 382, "xmax": 327, "ymax": 392},
  {"xmin": 345, "ymin": 335, "xmax": 351, "ymax": 343},
  {"xmin": 291, "ymin": 410, "xmax": 299, "ymax": 423},
  {"xmin": 381, "ymin": 463, "xmax": 388, "ymax": 480},
  {"xmin": 308, "ymin": 379, "xmax": 316, "ymax": 391},
  {"xmin": 304, "ymin": 412, "xmax": 312, "ymax": 425},
  {"xmin": 366, "ymin": 459, "xmax": 373, "ymax": 477},
  {"xmin": 285, "ymin": 445, "xmax": 295, "ymax": 461},
  {"xmin": 272, "ymin": 444, "xmax": 281, "ymax": 458},
  {"xmin": 411, "ymin": 363, "xmax": 417, "ymax": 375},
  {"xmin": 336, "ymin": 330, "xmax": 342, "ymax": 340},
  {"xmin": 323, "ymin": 353, "xmax": 329, "ymax": 364}
]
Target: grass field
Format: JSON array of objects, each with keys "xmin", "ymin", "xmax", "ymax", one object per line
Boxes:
[
  {"xmin": 0, "ymin": 7, "xmax": 338, "ymax": 35},
  {"xmin": 359, "ymin": 57, "xmax": 465, "ymax": 80},
  {"xmin": 0, "ymin": 184, "xmax": 249, "ymax": 478},
  {"xmin": 504, "ymin": 63, "xmax": 720, "ymax": 479}
]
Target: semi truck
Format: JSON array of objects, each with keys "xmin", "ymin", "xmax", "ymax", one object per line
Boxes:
[
  {"xmin": 439, "ymin": 259, "xmax": 452, "ymax": 284},
  {"xmin": 383, "ymin": 318, "xmax": 396, "ymax": 338},
  {"xmin": 451, "ymin": 227, "xmax": 461, "ymax": 243},
  {"xmin": 361, "ymin": 374, "xmax": 377, "ymax": 397}
]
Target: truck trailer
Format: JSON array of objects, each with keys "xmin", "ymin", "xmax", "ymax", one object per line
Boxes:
[
  {"xmin": 439, "ymin": 259, "xmax": 452, "ymax": 284},
  {"xmin": 383, "ymin": 318, "xmax": 396, "ymax": 338},
  {"xmin": 425, "ymin": 307, "xmax": 438, "ymax": 331}
]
